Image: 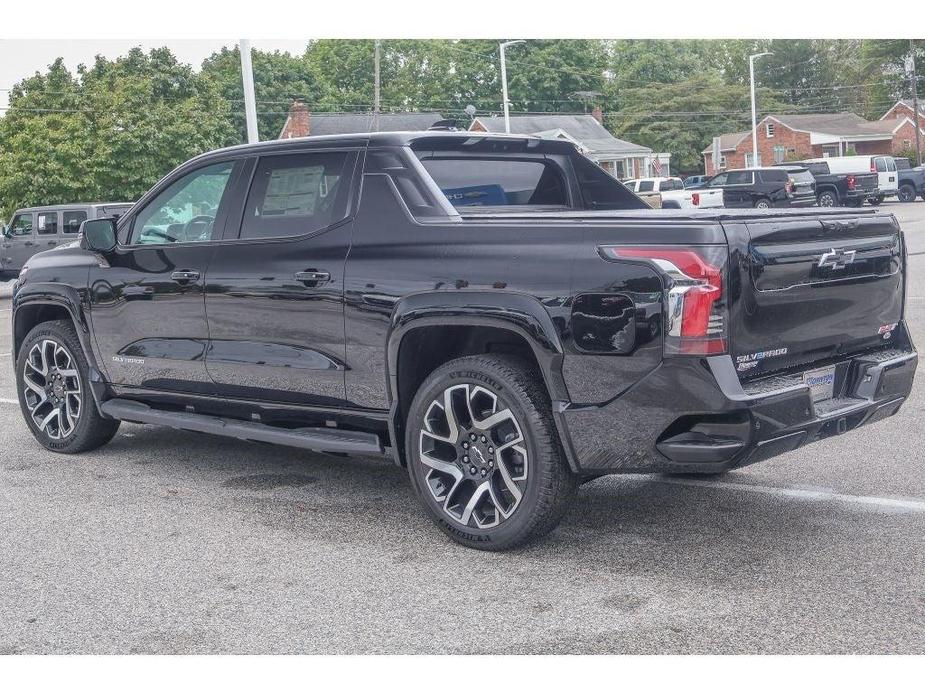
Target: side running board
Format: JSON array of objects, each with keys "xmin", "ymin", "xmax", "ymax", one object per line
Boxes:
[{"xmin": 99, "ymin": 398, "xmax": 384, "ymax": 455}]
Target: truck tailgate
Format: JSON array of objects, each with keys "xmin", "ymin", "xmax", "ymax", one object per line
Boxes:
[{"xmin": 729, "ymin": 213, "xmax": 904, "ymax": 377}]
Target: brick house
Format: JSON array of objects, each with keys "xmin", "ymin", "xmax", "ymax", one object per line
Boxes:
[
  {"xmin": 703, "ymin": 111, "xmax": 925, "ymax": 175},
  {"xmin": 278, "ymin": 101, "xmax": 443, "ymax": 138},
  {"xmin": 879, "ymin": 99, "xmax": 925, "ymax": 158},
  {"xmin": 470, "ymin": 108, "xmax": 669, "ymax": 179}
]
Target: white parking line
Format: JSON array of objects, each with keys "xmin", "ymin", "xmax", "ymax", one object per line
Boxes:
[
  {"xmin": 657, "ymin": 476, "xmax": 925, "ymax": 512},
  {"xmin": 0, "ymin": 397, "xmax": 18, "ymax": 405}
]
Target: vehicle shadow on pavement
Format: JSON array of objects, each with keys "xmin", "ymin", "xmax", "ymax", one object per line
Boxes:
[{"xmin": 88, "ymin": 424, "xmax": 900, "ymax": 574}]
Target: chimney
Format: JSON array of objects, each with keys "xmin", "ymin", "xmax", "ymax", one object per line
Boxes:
[
  {"xmin": 591, "ymin": 105, "xmax": 603, "ymax": 125},
  {"xmin": 279, "ymin": 100, "xmax": 310, "ymax": 139}
]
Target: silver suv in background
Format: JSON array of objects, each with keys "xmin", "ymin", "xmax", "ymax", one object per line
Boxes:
[{"xmin": 1, "ymin": 202, "xmax": 133, "ymax": 275}]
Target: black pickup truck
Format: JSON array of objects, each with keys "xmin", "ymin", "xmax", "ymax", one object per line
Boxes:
[
  {"xmin": 787, "ymin": 160, "xmax": 880, "ymax": 207},
  {"xmin": 10, "ymin": 133, "xmax": 917, "ymax": 549},
  {"xmin": 898, "ymin": 166, "xmax": 925, "ymax": 202}
]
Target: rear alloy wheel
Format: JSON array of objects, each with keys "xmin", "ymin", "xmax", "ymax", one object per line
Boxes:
[
  {"xmin": 898, "ymin": 184, "xmax": 917, "ymax": 203},
  {"xmin": 753, "ymin": 198, "xmax": 771, "ymax": 209},
  {"xmin": 17, "ymin": 320, "xmax": 120, "ymax": 454},
  {"xmin": 406, "ymin": 355, "xmax": 577, "ymax": 550},
  {"xmin": 817, "ymin": 191, "xmax": 837, "ymax": 207}
]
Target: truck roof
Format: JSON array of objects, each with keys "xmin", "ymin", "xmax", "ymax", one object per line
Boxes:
[{"xmin": 195, "ymin": 131, "xmax": 578, "ymax": 161}]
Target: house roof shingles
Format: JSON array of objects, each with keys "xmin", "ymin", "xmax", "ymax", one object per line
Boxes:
[
  {"xmin": 473, "ymin": 114, "xmax": 651, "ymax": 156},
  {"xmin": 306, "ymin": 112, "xmax": 444, "ymax": 136}
]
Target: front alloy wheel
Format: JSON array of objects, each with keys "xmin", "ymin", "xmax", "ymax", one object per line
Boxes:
[
  {"xmin": 419, "ymin": 383, "xmax": 528, "ymax": 530},
  {"xmin": 17, "ymin": 320, "xmax": 120, "ymax": 453},
  {"xmin": 22, "ymin": 339, "xmax": 82, "ymax": 439}
]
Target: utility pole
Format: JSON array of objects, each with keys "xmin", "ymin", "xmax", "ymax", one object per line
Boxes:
[
  {"xmin": 910, "ymin": 39, "xmax": 922, "ymax": 167},
  {"xmin": 749, "ymin": 51, "xmax": 773, "ymax": 168},
  {"xmin": 499, "ymin": 40, "xmax": 525, "ymax": 134},
  {"xmin": 239, "ymin": 40, "xmax": 259, "ymax": 144},
  {"xmin": 373, "ymin": 39, "xmax": 381, "ymax": 133}
]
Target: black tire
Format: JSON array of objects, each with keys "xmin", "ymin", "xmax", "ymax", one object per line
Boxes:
[
  {"xmin": 898, "ymin": 184, "xmax": 917, "ymax": 203},
  {"xmin": 405, "ymin": 354, "xmax": 577, "ymax": 550},
  {"xmin": 867, "ymin": 194, "xmax": 885, "ymax": 205},
  {"xmin": 817, "ymin": 190, "xmax": 838, "ymax": 207},
  {"xmin": 16, "ymin": 320, "xmax": 120, "ymax": 454},
  {"xmin": 753, "ymin": 197, "xmax": 771, "ymax": 209}
]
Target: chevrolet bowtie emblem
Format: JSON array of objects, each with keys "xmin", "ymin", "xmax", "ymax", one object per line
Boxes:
[{"xmin": 817, "ymin": 248, "xmax": 857, "ymax": 270}]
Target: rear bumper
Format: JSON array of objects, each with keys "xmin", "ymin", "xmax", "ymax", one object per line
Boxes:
[{"xmin": 557, "ymin": 341, "xmax": 917, "ymax": 475}]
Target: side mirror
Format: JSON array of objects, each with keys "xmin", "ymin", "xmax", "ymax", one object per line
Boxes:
[
  {"xmin": 80, "ymin": 218, "xmax": 117, "ymax": 253},
  {"xmin": 1, "ymin": 225, "xmax": 9, "ymax": 239}
]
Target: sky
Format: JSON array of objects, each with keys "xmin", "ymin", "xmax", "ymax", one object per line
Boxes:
[{"xmin": 0, "ymin": 39, "xmax": 310, "ymax": 111}]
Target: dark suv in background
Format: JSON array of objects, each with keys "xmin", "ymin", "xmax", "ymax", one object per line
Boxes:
[{"xmin": 701, "ymin": 167, "xmax": 816, "ymax": 208}]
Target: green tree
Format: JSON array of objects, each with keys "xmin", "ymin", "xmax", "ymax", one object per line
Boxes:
[
  {"xmin": 860, "ymin": 39, "xmax": 922, "ymax": 120},
  {"xmin": 608, "ymin": 72, "xmax": 791, "ymax": 173},
  {"xmin": 200, "ymin": 45, "xmax": 323, "ymax": 141},
  {"xmin": 0, "ymin": 48, "xmax": 236, "ymax": 218}
]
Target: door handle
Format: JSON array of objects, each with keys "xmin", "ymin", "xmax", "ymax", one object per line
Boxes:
[
  {"xmin": 294, "ymin": 270, "xmax": 330, "ymax": 284},
  {"xmin": 171, "ymin": 270, "xmax": 200, "ymax": 282}
]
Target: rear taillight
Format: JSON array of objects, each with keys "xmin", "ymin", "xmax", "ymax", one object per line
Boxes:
[
  {"xmin": 870, "ymin": 162, "xmax": 877, "ymax": 173},
  {"xmin": 847, "ymin": 175, "xmax": 856, "ymax": 190},
  {"xmin": 692, "ymin": 193, "xmax": 700, "ymax": 206},
  {"xmin": 599, "ymin": 246, "xmax": 729, "ymax": 355},
  {"xmin": 787, "ymin": 178, "xmax": 795, "ymax": 194}
]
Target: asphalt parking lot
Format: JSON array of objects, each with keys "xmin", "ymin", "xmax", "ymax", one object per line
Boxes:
[{"xmin": 1, "ymin": 201, "xmax": 924, "ymax": 654}]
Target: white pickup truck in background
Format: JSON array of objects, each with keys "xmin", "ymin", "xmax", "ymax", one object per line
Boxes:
[{"xmin": 624, "ymin": 176, "xmax": 725, "ymax": 209}]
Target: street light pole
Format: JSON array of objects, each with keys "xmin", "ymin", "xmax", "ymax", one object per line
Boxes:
[
  {"xmin": 749, "ymin": 51, "xmax": 773, "ymax": 168},
  {"xmin": 909, "ymin": 39, "xmax": 922, "ymax": 167},
  {"xmin": 499, "ymin": 40, "xmax": 525, "ymax": 134},
  {"xmin": 239, "ymin": 39, "xmax": 259, "ymax": 144}
]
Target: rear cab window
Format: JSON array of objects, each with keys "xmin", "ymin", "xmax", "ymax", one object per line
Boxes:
[
  {"xmin": 418, "ymin": 157, "xmax": 568, "ymax": 208},
  {"xmin": 804, "ymin": 162, "xmax": 830, "ymax": 176},
  {"xmin": 406, "ymin": 137, "xmax": 645, "ymax": 214}
]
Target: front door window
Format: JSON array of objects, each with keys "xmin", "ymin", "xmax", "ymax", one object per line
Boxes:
[
  {"xmin": 129, "ymin": 161, "xmax": 234, "ymax": 245},
  {"xmin": 9, "ymin": 213, "xmax": 33, "ymax": 236}
]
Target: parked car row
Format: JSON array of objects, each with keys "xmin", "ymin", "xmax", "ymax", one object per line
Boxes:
[
  {"xmin": 622, "ymin": 177, "xmax": 723, "ymax": 209},
  {"xmin": 679, "ymin": 153, "xmax": 925, "ymax": 209}
]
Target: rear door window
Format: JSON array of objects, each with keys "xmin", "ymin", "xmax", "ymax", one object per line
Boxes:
[
  {"xmin": 62, "ymin": 210, "xmax": 88, "ymax": 234},
  {"xmin": 37, "ymin": 212, "xmax": 58, "ymax": 235},
  {"xmin": 240, "ymin": 151, "xmax": 355, "ymax": 240},
  {"xmin": 875, "ymin": 157, "xmax": 887, "ymax": 172},
  {"xmin": 804, "ymin": 162, "xmax": 830, "ymax": 175},
  {"xmin": 726, "ymin": 171, "xmax": 754, "ymax": 185},
  {"xmin": 418, "ymin": 157, "xmax": 568, "ymax": 207}
]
